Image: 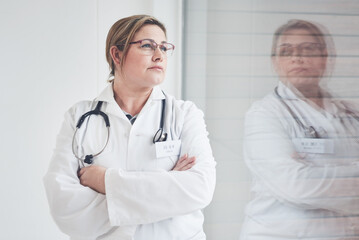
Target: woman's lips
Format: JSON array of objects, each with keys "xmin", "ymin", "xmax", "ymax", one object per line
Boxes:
[
  {"xmin": 148, "ymin": 66, "xmax": 163, "ymax": 71},
  {"xmin": 290, "ymin": 67, "xmax": 308, "ymax": 73}
]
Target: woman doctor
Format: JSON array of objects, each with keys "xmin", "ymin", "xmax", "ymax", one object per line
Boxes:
[
  {"xmin": 44, "ymin": 15, "xmax": 216, "ymax": 240},
  {"xmin": 241, "ymin": 19, "xmax": 359, "ymax": 239}
]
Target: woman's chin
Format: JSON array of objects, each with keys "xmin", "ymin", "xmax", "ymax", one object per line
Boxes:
[
  {"xmin": 148, "ymin": 78, "xmax": 165, "ymax": 87},
  {"xmin": 285, "ymin": 75, "xmax": 321, "ymax": 86}
]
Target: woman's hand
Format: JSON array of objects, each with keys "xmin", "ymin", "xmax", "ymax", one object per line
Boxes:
[
  {"xmin": 172, "ymin": 154, "xmax": 196, "ymax": 171},
  {"xmin": 78, "ymin": 165, "xmax": 107, "ymax": 194}
]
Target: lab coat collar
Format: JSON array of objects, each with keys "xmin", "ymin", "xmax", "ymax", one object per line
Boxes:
[
  {"xmin": 95, "ymin": 83, "xmax": 117, "ymax": 104},
  {"xmin": 276, "ymin": 81, "xmax": 342, "ymax": 116},
  {"xmin": 149, "ymin": 86, "xmax": 166, "ymax": 101},
  {"xmin": 95, "ymin": 83, "xmax": 165, "ymax": 103},
  {"xmin": 276, "ymin": 81, "xmax": 301, "ymax": 100},
  {"xmin": 93, "ymin": 83, "xmax": 165, "ymax": 121},
  {"xmin": 276, "ymin": 81, "xmax": 331, "ymax": 101}
]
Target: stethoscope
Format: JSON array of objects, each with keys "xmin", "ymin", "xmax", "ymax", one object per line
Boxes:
[
  {"xmin": 275, "ymin": 86, "xmax": 359, "ymax": 139},
  {"xmin": 72, "ymin": 98, "xmax": 167, "ymax": 168},
  {"xmin": 274, "ymin": 86, "xmax": 325, "ymax": 138}
]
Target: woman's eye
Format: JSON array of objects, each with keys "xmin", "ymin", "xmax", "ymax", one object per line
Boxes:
[
  {"xmin": 280, "ymin": 48, "xmax": 292, "ymax": 56},
  {"xmin": 141, "ymin": 43, "xmax": 153, "ymax": 49},
  {"xmin": 303, "ymin": 46, "xmax": 315, "ymax": 52},
  {"xmin": 160, "ymin": 45, "xmax": 168, "ymax": 52}
]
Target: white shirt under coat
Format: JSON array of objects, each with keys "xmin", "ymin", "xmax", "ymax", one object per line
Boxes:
[
  {"xmin": 43, "ymin": 84, "xmax": 216, "ymax": 240},
  {"xmin": 241, "ymin": 81, "xmax": 359, "ymax": 239}
]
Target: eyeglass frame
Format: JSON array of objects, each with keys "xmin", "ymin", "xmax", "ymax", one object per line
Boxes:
[
  {"xmin": 118, "ymin": 39, "xmax": 175, "ymax": 56},
  {"xmin": 272, "ymin": 42, "xmax": 327, "ymax": 58}
]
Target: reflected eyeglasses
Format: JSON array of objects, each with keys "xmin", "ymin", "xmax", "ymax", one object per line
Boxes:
[{"xmin": 273, "ymin": 42, "xmax": 326, "ymax": 57}]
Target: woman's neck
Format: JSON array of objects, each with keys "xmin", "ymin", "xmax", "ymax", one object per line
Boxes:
[
  {"xmin": 113, "ymin": 79, "xmax": 153, "ymax": 116},
  {"xmin": 295, "ymin": 84, "xmax": 324, "ymax": 109}
]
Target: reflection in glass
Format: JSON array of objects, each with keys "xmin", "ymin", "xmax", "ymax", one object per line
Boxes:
[{"xmin": 241, "ymin": 19, "xmax": 359, "ymax": 239}]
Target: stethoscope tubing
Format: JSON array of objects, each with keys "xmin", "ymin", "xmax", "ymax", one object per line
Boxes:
[
  {"xmin": 72, "ymin": 101, "xmax": 111, "ymax": 167},
  {"xmin": 275, "ymin": 86, "xmax": 359, "ymax": 144},
  {"xmin": 274, "ymin": 86, "xmax": 320, "ymax": 138},
  {"xmin": 72, "ymin": 126, "xmax": 110, "ymax": 168},
  {"xmin": 72, "ymin": 97, "xmax": 167, "ymax": 167},
  {"xmin": 153, "ymin": 98, "xmax": 167, "ymax": 143}
]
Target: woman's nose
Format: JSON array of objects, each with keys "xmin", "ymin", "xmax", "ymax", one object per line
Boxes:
[
  {"xmin": 152, "ymin": 47, "xmax": 164, "ymax": 62},
  {"xmin": 291, "ymin": 51, "xmax": 304, "ymax": 62}
]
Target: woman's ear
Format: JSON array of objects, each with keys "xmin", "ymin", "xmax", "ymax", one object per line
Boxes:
[
  {"xmin": 271, "ymin": 56, "xmax": 279, "ymax": 74},
  {"xmin": 110, "ymin": 46, "xmax": 123, "ymax": 65}
]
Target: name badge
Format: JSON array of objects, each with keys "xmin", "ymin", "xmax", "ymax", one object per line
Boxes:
[
  {"xmin": 293, "ymin": 138, "xmax": 334, "ymax": 154},
  {"xmin": 155, "ymin": 140, "xmax": 181, "ymax": 158}
]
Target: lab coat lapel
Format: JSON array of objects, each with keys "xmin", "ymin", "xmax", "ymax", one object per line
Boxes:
[
  {"xmin": 136, "ymin": 86, "xmax": 165, "ymax": 119},
  {"xmin": 95, "ymin": 83, "xmax": 128, "ymax": 121},
  {"xmin": 277, "ymin": 81, "xmax": 299, "ymax": 100}
]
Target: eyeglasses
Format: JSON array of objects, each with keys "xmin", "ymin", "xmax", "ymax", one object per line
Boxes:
[
  {"xmin": 127, "ymin": 39, "xmax": 175, "ymax": 56},
  {"xmin": 274, "ymin": 42, "xmax": 326, "ymax": 57}
]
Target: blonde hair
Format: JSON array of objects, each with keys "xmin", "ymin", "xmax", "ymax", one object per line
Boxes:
[{"xmin": 105, "ymin": 15, "xmax": 167, "ymax": 79}]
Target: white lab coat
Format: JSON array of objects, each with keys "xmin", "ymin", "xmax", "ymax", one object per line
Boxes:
[
  {"xmin": 241, "ymin": 82, "xmax": 359, "ymax": 239},
  {"xmin": 43, "ymin": 84, "xmax": 216, "ymax": 240}
]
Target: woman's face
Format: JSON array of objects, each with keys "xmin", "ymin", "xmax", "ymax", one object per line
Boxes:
[
  {"xmin": 272, "ymin": 28, "xmax": 327, "ymax": 89},
  {"xmin": 120, "ymin": 24, "xmax": 168, "ymax": 90}
]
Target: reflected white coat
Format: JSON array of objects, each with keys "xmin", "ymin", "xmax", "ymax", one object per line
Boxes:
[
  {"xmin": 43, "ymin": 84, "xmax": 216, "ymax": 240},
  {"xmin": 241, "ymin": 82, "xmax": 359, "ymax": 239}
]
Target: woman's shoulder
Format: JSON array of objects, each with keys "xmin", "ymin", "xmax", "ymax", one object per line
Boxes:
[
  {"xmin": 247, "ymin": 92, "xmax": 281, "ymax": 115},
  {"xmin": 165, "ymin": 93, "xmax": 203, "ymax": 116},
  {"xmin": 64, "ymin": 100, "xmax": 97, "ymax": 120},
  {"xmin": 333, "ymin": 98, "xmax": 359, "ymax": 115}
]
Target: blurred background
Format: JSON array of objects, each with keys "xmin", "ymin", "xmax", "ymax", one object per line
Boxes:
[{"xmin": 1, "ymin": 0, "xmax": 358, "ymax": 239}]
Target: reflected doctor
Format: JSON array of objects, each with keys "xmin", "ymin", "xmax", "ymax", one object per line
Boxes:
[
  {"xmin": 44, "ymin": 15, "xmax": 216, "ymax": 240},
  {"xmin": 241, "ymin": 19, "xmax": 359, "ymax": 239}
]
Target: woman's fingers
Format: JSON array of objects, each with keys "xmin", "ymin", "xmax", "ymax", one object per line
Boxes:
[
  {"xmin": 174, "ymin": 155, "xmax": 188, "ymax": 170},
  {"xmin": 173, "ymin": 154, "xmax": 188, "ymax": 170},
  {"xmin": 172, "ymin": 155, "xmax": 196, "ymax": 171},
  {"xmin": 177, "ymin": 153, "xmax": 188, "ymax": 163},
  {"xmin": 78, "ymin": 166, "xmax": 107, "ymax": 194},
  {"xmin": 77, "ymin": 167, "xmax": 86, "ymax": 177},
  {"xmin": 179, "ymin": 157, "xmax": 196, "ymax": 171}
]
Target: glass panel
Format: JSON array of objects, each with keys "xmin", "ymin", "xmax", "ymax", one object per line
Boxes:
[{"xmin": 183, "ymin": 0, "xmax": 359, "ymax": 239}]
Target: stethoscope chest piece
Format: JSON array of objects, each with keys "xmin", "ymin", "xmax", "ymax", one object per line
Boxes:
[
  {"xmin": 275, "ymin": 87, "xmax": 327, "ymax": 139},
  {"xmin": 305, "ymin": 126, "xmax": 319, "ymax": 138},
  {"xmin": 153, "ymin": 98, "xmax": 167, "ymax": 144},
  {"xmin": 153, "ymin": 128, "xmax": 167, "ymax": 144},
  {"xmin": 84, "ymin": 154, "xmax": 94, "ymax": 164}
]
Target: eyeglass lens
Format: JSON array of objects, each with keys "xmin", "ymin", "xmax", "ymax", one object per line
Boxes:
[
  {"xmin": 277, "ymin": 42, "xmax": 324, "ymax": 57},
  {"xmin": 138, "ymin": 39, "xmax": 174, "ymax": 56}
]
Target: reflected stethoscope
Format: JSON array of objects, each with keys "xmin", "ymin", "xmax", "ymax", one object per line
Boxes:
[
  {"xmin": 275, "ymin": 86, "xmax": 359, "ymax": 144},
  {"xmin": 274, "ymin": 87, "xmax": 326, "ymax": 138},
  {"xmin": 72, "ymin": 99, "xmax": 167, "ymax": 168}
]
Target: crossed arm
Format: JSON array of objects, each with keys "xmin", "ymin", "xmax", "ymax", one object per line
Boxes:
[
  {"xmin": 78, "ymin": 154, "xmax": 196, "ymax": 194},
  {"xmin": 244, "ymin": 104, "xmax": 359, "ymax": 214}
]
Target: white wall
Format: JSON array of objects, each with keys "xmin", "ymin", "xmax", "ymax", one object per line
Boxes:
[{"xmin": 0, "ymin": 0, "xmax": 182, "ymax": 239}]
